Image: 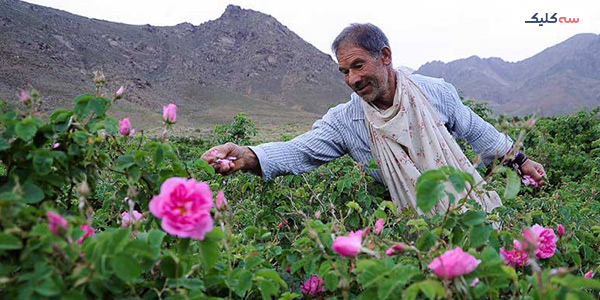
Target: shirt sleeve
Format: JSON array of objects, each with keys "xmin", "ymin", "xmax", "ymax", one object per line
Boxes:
[
  {"xmin": 442, "ymin": 82, "xmax": 514, "ymax": 165},
  {"xmin": 249, "ymin": 109, "xmax": 348, "ymax": 181}
]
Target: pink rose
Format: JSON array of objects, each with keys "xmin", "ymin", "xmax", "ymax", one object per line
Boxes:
[
  {"xmin": 585, "ymin": 270, "xmax": 594, "ymax": 279},
  {"xmin": 314, "ymin": 211, "xmax": 321, "ymax": 219},
  {"xmin": 119, "ymin": 118, "xmax": 131, "ymax": 136},
  {"xmin": 374, "ymin": 219, "xmax": 384, "ymax": 235},
  {"xmin": 385, "ymin": 244, "xmax": 405, "ymax": 257},
  {"xmin": 216, "ymin": 190, "xmax": 227, "ymax": 210},
  {"xmin": 47, "ymin": 211, "xmax": 68, "ymax": 234},
  {"xmin": 428, "ymin": 247, "xmax": 481, "ymax": 279},
  {"xmin": 521, "ymin": 175, "xmax": 540, "ymax": 187},
  {"xmin": 500, "ymin": 240, "xmax": 529, "ymax": 267},
  {"xmin": 162, "ymin": 103, "xmax": 177, "ymax": 124},
  {"xmin": 20, "ymin": 90, "xmax": 27, "ymax": 104},
  {"xmin": 301, "ymin": 275, "xmax": 324, "ymax": 295},
  {"xmin": 557, "ymin": 224, "xmax": 565, "ymax": 237},
  {"xmin": 115, "ymin": 85, "xmax": 125, "ymax": 97},
  {"xmin": 77, "ymin": 224, "xmax": 95, "ymax": 244},
  {"xmin": 149, "ymin": 177, "xmax": 214, "ymax": 240},
  {"xmin": 523, "ymin": 224, "xmax": 557, "ymax": 259},
  {"xmin": 470, "ymin": 278, "xmax": 480, "ymax": 287},
  {"xmin": 121, "ymin": 210, "xmax": 144, "ymax": 228},
  {"xmin": 285, "ymin": 265, "xmax": 291, "ymax": 272},
  {"xmin": 332, "ymin": 230, "xmax": 363, "ymax": 257},
  {"xmin": 52, "ymin": 143, "xmax": 60, "ymax": 149}
]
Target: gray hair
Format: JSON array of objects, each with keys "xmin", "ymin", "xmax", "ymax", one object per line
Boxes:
[{"xmin": 331, "ymin": 23, "xmax": 390, "ymax": 59}]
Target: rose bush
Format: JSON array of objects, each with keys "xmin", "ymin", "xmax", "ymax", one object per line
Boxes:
[{"xmin": 0, "ymin": 80, "xmax": 599, "ymax": 299}]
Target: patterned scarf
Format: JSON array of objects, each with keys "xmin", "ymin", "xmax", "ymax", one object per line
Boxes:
[{"xmin": 362, "ymin": 70, "xmax": 502, "ymax": 214}]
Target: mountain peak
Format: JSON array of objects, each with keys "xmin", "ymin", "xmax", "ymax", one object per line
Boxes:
[{"xmin": 223, "ymin": 4, "xmax": 243, "ymax": 16}]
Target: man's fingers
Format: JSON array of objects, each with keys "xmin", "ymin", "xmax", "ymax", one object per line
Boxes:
[
  {"xmin": 201, "ymin": 145, "xmax": 229, "ymax": 163},
  {"xmin": 201, "ymin": 143, "xmax": 242, "ymax": 176}
]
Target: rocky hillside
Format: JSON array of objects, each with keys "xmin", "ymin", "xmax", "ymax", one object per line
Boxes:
[
  {"xmin": 0, "ymin": 0, "xmax": 350, "ymax": 134},
  {"xmin": 416, "ymin": 33, "xmax": 600, "ymax": 116}
]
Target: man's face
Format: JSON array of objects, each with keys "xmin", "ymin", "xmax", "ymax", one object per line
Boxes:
[{"xmin": 336, "ymin": 43, "xmax": 389, "ymax": 103}]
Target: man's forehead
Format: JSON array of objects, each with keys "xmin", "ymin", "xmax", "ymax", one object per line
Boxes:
[{"xmin": 336, "ymin": 44, "xmax": 370, "ymax": 64}]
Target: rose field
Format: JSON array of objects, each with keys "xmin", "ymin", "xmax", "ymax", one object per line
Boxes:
[{"xmin": 1, "ymin": 82, "xmax": 600, "ymax": 300}]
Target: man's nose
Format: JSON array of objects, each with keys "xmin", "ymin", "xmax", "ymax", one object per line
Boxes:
[{"xmin": 347, "ymin": 70, "xmax": 362, "ymax": 88}]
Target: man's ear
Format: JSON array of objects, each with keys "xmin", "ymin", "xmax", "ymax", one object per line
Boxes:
[{"xmin": 380, "ymin": 46, "xmax": 392, "ymax": 66}]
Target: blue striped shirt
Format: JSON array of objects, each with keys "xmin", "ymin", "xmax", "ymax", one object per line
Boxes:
[{"xmin": 249, "ymin": 74, "xmax": 513, "ymax": 182}]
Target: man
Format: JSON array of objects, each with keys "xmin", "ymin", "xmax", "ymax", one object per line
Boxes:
[{"xmin": 201, "ymin": 23, "xmax": 545, "ymax": 213}]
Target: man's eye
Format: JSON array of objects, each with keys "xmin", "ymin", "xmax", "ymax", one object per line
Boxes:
[
  {"xmin": 340, "ymin": 69, "xmax": 349, "ymax": 75},
  {"xmin": 356, "ymin": 64, "xmax": 363, "ymax": 69}
]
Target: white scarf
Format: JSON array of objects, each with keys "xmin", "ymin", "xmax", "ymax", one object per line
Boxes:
[{"xmin": 362, "ymin": 70, "xmax": 502, "ymax": 214}]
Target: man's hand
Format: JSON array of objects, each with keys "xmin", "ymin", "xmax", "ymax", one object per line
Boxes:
[
  {"xmin": 200, "ymin": 143, "xmax": 261, "ymax": 176},
  {"xmin": 520, "ymin": 159, "xmax": 546, "ymax": 186}
]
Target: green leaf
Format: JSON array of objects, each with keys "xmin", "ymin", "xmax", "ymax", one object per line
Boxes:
[
  {"xmin": 70, "ymin": 131, "xmax": 88, "ymax": 145},
  {"xmin": 416, "ymin": 170, "xmax": 447, "ymax": 213},
  {"xmin": 552, "ymin": 274, "xmax": 600, "ymax": 290},
  {"xmin": 154, "ymin": 144, "xmax": 165, "ymax": 166},
  {"xmin": 89, "ymin": 97, "xmax": 108, "ymax": 118},
  {"xmin": 346, "ymin": 201, "xmax": 363, "ymax": 212},
  {"xmin": 461, "ymin": 211, "xmax": 487, "ymax": 227},
  {"xmin": 160, "ymin": 255, "xmax": 184, "ymax": 278},
  {"xmin": 0, "ymin": 192, "xmax": 20, "ymax": 204},
  {"xmin": 324, "ymin": 271, "xmax": 338, "ymax": 291},
  {"xmin": 244, "ymin": 256, "xmax": 265, "ymax": 270},
  {"xmin": 117, "ymin": 155, "xmax": 135, "ymax": 170},
  {"xmin": 232, "ymin": 270, "xmax": 252, "ymax": 297},
  {"xmin": 416, "ymin": 231, "xmax": 437, "ymax": 251},
  {"xmin": 73, "ymin": 94, "xmax": 93, "ymax": 118},
  {"xmin": 200, "ymin": 228, "xmax": 222, "ymax": 269},
  {"xmin": 418, "ymin": 280, "xmax": 445, "ymax": 300},
  {"xmin": 257, "ymin": 279, "xmax": 279, "ymax": 300},
  {"xmin": 50, "ymin": 110, "xmax": 72, "ymax": 123},
  {"xmin": 503, "ymin": 167, "xmax": 520, "ymax": 199},
  {"xmin": 500, "ymin": 266, "xmax": 517, "ymax": 282},
  {"xmin": 290, "ymin": 259, "xmax": 305, "ymax": 274},
  {"xmin": 60, "ymin": 291, "xmax": 86, "ymax": 300},
  {"xmin": 16, "ymin": 118, "xmax": 38, "ymax": 141},
  {"xmin": 33, "ymin": 149, "xmax": 54, "ymax": 175},
  {"xmin": 167, "ymin": 277, "xmax": 205, "ymax": 291},
  {"xmin": 255, "ymin": 269, "xmax": 287, "ymax": 289},
  {"xmin": 22, "ymin": 181, "xmax": 45, "ymax": 204},
  {"xmin": 0, "ymin": 135, "xmax": 9, "ymax": 151},
  {"xmin": 356, "ymin": 259, "xmax": 388, "ymax": 288},
  {"xmin": 470, "ymin": 224, "xmax": 492, "ymax": 248},
  {"xmin": 35, "ymin": 278, "xmax": 61, "ymax": 296},
  {"xmin": 403, "ymin": 283, "xmax": 420, "ymax": 300},
  {"xmin": 448, "ymin": 173, "xmax": 466, "ymax": 193},
  {"xmin": 148, "ymin": 229, "xmax": 165, "ymax": 248},
  {"xmin": 111, "ymin": 253, "xmax": 141, "ymax": 282},
  {"xmin": 123, "ymin": 240, "xmax": 155, "ymax": 259},
  {"xmin": 194, "ymin": 159, "xmax": 216, "ymax": 176},
  {"xmin": 377, "ymin": 278, "xmax": 404, "ymax": 300},
  {"xmin": 0, "ymin": 233, "xmax": 22, "ymax": 250},
  {"xmin": 104, "ymin": 118, "xmax": 119, "ymax": 135}
]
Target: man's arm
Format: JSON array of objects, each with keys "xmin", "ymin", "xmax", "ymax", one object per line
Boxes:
[
  {"xmin": 441, "ymin": 82, "xmax": 546, "ymax": 184},
  {"xmin": 202, "ymin": 109, "xmax": 348, "ymax": 181},
  {"xmin": 441, "ymin": 81, "xmax": 513, "ymax": 166}
]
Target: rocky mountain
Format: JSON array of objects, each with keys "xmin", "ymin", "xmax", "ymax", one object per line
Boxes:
[
  {"xmin": 0, "ymin": 0, "xmax": 350, "ymax": 134},
  {"xmin": 416, "ymin": 33, "xmax": 600, "ymax": 116},
  {"xmin": 1, "ymin": 0, "xmax": 598, "ymax": 133}
]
